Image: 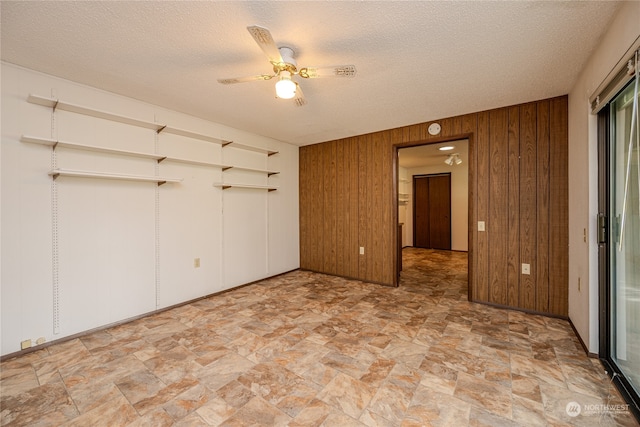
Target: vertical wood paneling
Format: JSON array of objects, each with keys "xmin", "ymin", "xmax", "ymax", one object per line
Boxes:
[
  {"xmin": 476, "ymin": 111, "xmax": 490, "ymax": 301},
  {"xmin": 299, "ymin": 147, "xmax": 310, "ymax": 269},
  {"xmin": 323, "ymin": 141, "xmax": 337, "ymax": 272},
  {"xmin": 536, "ymin": 101, "xmax": 551, "ymax": 313},
  {"xmin": 335, "ymin": 140, "xmax": 346, "ymax": 276},
  {"xmin": 519, "ymin": 103, "xmax": 537, "ymax": 310},
  {"xmin": 440, "ymin": 118, "xmax": 456, "ymax": 138},
  {"xmin": 298, "ymin": 96, "xmax": 568, "ymax": 317},
  {"xmin": 303, "ymin": 144, "xmax": 324, "ymax": 271},
  {"xmin": 462, "ymin": 114, "xmax": 477, "ymax": 300},
  {"xmin": 381, "ymin": 133, "xmax": 394, "ymax": 284},
  {"xmin": 488, "ymin": 109, "xmax": 509, "ymax": 305},
  {"xmin": 348, "ymin": 138, "xmax": 360, "ymax": 278},
  {"xmin": 371, "ymin": 134, "xmax": 383, "ymax": 281},
  {"xmin": 358, "ymin": 137, "xmax": 370, "ymax": 279},
  {"xmin": 549, "ymin": 97, "xmax": 569, "ymax": 316},
  {"xmin": 507, "ymin": 106, "xmax": 521, "ymax": 307}
]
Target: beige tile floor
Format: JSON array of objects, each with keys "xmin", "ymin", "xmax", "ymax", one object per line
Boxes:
[{"xmin": 1, "ymin": 248, "xmax": 638, "ymax": 426}]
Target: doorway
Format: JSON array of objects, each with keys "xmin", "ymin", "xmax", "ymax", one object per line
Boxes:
[
  {"xmin": 396, "ymin": 139, "xmax": 469, "ymax": 290},
  {"xmin": 413, "ymin": 173, "xmax": 451, "ymax": 250}
]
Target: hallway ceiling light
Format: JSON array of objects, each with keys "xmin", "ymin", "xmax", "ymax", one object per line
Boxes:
[
  {"xmin": 444, "ymin": 153, "xmax": 462, "ymax": 166},
  {"xmin": 439, "ymin": 146, "xmax": 455, "ymax": 151}
]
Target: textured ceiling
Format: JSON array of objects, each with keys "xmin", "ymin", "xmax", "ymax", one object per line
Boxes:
[{"xmin": 1, "ymin": 1, "xmax": 621, "ymax": 146}]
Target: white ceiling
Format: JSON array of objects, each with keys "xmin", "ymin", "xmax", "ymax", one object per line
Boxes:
[
  {"xmin": 1, "ymin": 1, "xmax": 621, "ymax": 146},
  {"xmin": 398, "ymin": 139, "xmax": 468, "ymax": 169}
]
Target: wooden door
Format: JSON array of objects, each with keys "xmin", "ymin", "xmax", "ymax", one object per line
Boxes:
[{"xmin": 413, "ymin": 174, "xmax": 451, "ymax": 250}]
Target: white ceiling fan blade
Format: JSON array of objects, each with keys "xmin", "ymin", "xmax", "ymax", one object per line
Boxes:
[
  {"xmin": 247, "ymin": 25, "xmax": 283, "ymax": 64},
  {"xmin": 298, "ymin": 65, "xmax": 357, "ymax": 79},
  {"xmin": 293, "ymin": 83, "xmax": 307, "ymax": 107},
  {"xmin": 217, "ymin": 74, "xmax": 274, "ymax": 85}
]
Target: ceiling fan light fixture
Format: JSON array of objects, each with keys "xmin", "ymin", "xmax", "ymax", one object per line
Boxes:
[{"xmin": 275, "ymin": 72, "xmax": 296, "ymax": 99}]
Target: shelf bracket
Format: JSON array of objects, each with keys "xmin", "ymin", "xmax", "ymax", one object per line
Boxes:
[
  {"xmin": 50, "ymin": 173, "xmax": 60, "ymax": 180},
  {"xmin": 221, "ymin": 185, "xmax": 232, "ymax": 190},
  {"xmin": 267, "ymin": 151, "xmax": 278, "ymax": 157},
  {"xmin": 157, "ymin": 181, "xmax": 167, "ymax": 186},
  {"xmin": 156, "ymin": 125, "xmax": 167, "ymax": 134},
  {"xmin": 52, "ymin": 100, "xmax": 59, "ymax": 112},
  {"xmin": 268, "ymin": 188, "xmax": 277, "ymax": 192},
  {"xmin": 268, "ymin": 171, "xmax": 279, "ymax": 177},
  {"xmin": 222, "ymin": 166, "xmax": 233, "ymax": 171},
  {"xmin": 222, "ymin": 141, "xmax": 233, "ymax": 147},
  {"xmin": 156, "ymin": 156, "xmax": 168, "ymax": 164}
]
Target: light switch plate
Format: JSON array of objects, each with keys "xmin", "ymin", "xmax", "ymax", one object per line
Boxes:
[{"xmin": 478, "ymin": 221, "xmax": 485, "ymax": 232}]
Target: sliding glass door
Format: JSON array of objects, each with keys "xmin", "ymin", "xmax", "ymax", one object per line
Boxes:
[
  {"xmin": 600, "ymin": 71, "xmax": 640, "ymax": 419},
  {"xmin": 610, "ymin": 78, "xmax": 640, "ymax": 395}
]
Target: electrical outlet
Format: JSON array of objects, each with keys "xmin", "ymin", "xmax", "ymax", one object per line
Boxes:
[
  {"xmin": 36, "ymin": 337, "xmax": 46, "ymax": 345},
  {"xmin": 478, "ymin": 221, "xmax": 485, "ymax": 232},
  {"xmin": 21, "ymin": 339, "xmax": 32, "ymax": 350},
  {"xmin": 359, "ymin": 246, "xmax": 365, "ymax": 255},
  {"xmin": 521, "ymin": 263, "xmax": 530, "ymax": 275},
  {"xmin": 194, "ymin": 258, "xmax": 200, "ymax": 268}
]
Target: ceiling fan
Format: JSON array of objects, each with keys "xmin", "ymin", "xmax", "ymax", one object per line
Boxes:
[{"xmin": 217, "ymin": 25, "xmax": 357, "ymax": 106}]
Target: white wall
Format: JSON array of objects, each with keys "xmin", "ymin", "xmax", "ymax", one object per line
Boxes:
[
  {"xmin": 567, "ymin": 1, "xmax": 640, "ymax": 353},
  {"xmin": 0, "ymin": 63, "xmax": 299, "ymax": 356},
  {"xmin": 398, "ymin": 142, "xmax": 469, "ymax": 252}
]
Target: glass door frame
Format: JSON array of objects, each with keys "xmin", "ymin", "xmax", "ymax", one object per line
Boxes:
[{"xmin": 598, "ymin": 90, "xmax": 640, "ymax": 421}]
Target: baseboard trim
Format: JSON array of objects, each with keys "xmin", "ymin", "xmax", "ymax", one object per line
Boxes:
[
  {"xmin": 1, "ymin": 269, "xmax": 299, "ymax": 362},
  {"xmin": 469, "ymin": 298, "xmax": 569, "ymax": 321},
  {"xmin": 568, "ymin": 318, "xmax": 598, "ymax": 358}
]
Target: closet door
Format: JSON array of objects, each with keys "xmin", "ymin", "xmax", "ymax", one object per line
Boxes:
[{"xmin": 413, "ymin": 174, "xmax": 451, "ymax": 250}]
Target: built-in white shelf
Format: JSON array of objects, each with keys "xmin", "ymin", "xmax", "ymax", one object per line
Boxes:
[
  {"xmin": 223, "ymin": 165, "xmax": 280, "ymax": 176},
  {"xmin": 48, "ymin": 169, "xmax": 182, "ymax": 185},
  {"xmin": 222, "ymin": 141, "xmax": 278, "ymax": 156},
  {"xmin": 27, "ymin": 94, "xmax": 163, "ymax": 131},
  {"xmin": 22, "ymin": 135, "xmax": 279, "ymax": 176},
  {"xmin": 157, "ymin": 125, "xmax": 223, "ymax": 145},
  {"xmin": 159, "ymin": 156, "xmax": 229, "ymax": 168},
  {"xmin": 21, "ymin": 135, "xmax": 166, "ymax": 161},
  {"xmin": 27, "ymin": 94, "xmax": 278, "ymax": 156},
  {"xmin": 213, "ymin": 183, "xmax": 278, "ymax": 192}
]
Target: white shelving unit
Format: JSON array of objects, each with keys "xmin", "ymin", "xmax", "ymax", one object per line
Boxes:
[
  {"xmin": 213, "ymin": 183, "xmax": 278, "ymax": 192},
  {"xmin": 26, "ymin": 94, "xmax": 280, "ymax": 189},
  {"xmin": 48, "ymin": 169, "xmax": 182, "ymax": 185},
  {"xmin": 222, "ymin": 141, "xmax": 278, "ymax": 156},
  {"xmin": 27, "ymin": 94, "xmax": 164, "ymax": 131},
  {"xmin": 21, "ymin": 135, "xmax": 166, "ymax": 161},
  {"xmin": 27, "ymin": 94, "xmax": 279, "ymax": 156},
  {"xmin": 22, "ymin": 135, "xmax": 279, "ymax": 176}
]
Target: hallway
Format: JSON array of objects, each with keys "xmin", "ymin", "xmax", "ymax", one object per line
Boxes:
[{"xmin": 0, "ymin": 249, "xmax": 637, "ymax": 425}]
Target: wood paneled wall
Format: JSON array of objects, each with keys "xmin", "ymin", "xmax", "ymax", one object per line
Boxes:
[{"xmin": 299, "ymin": 95, "xmax": 568, "ymax": 317}]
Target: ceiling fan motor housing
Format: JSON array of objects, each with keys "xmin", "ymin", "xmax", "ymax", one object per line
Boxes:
[{"xmin": 277, "ymin": 47, "xmax": 297, "ymax": 70}]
